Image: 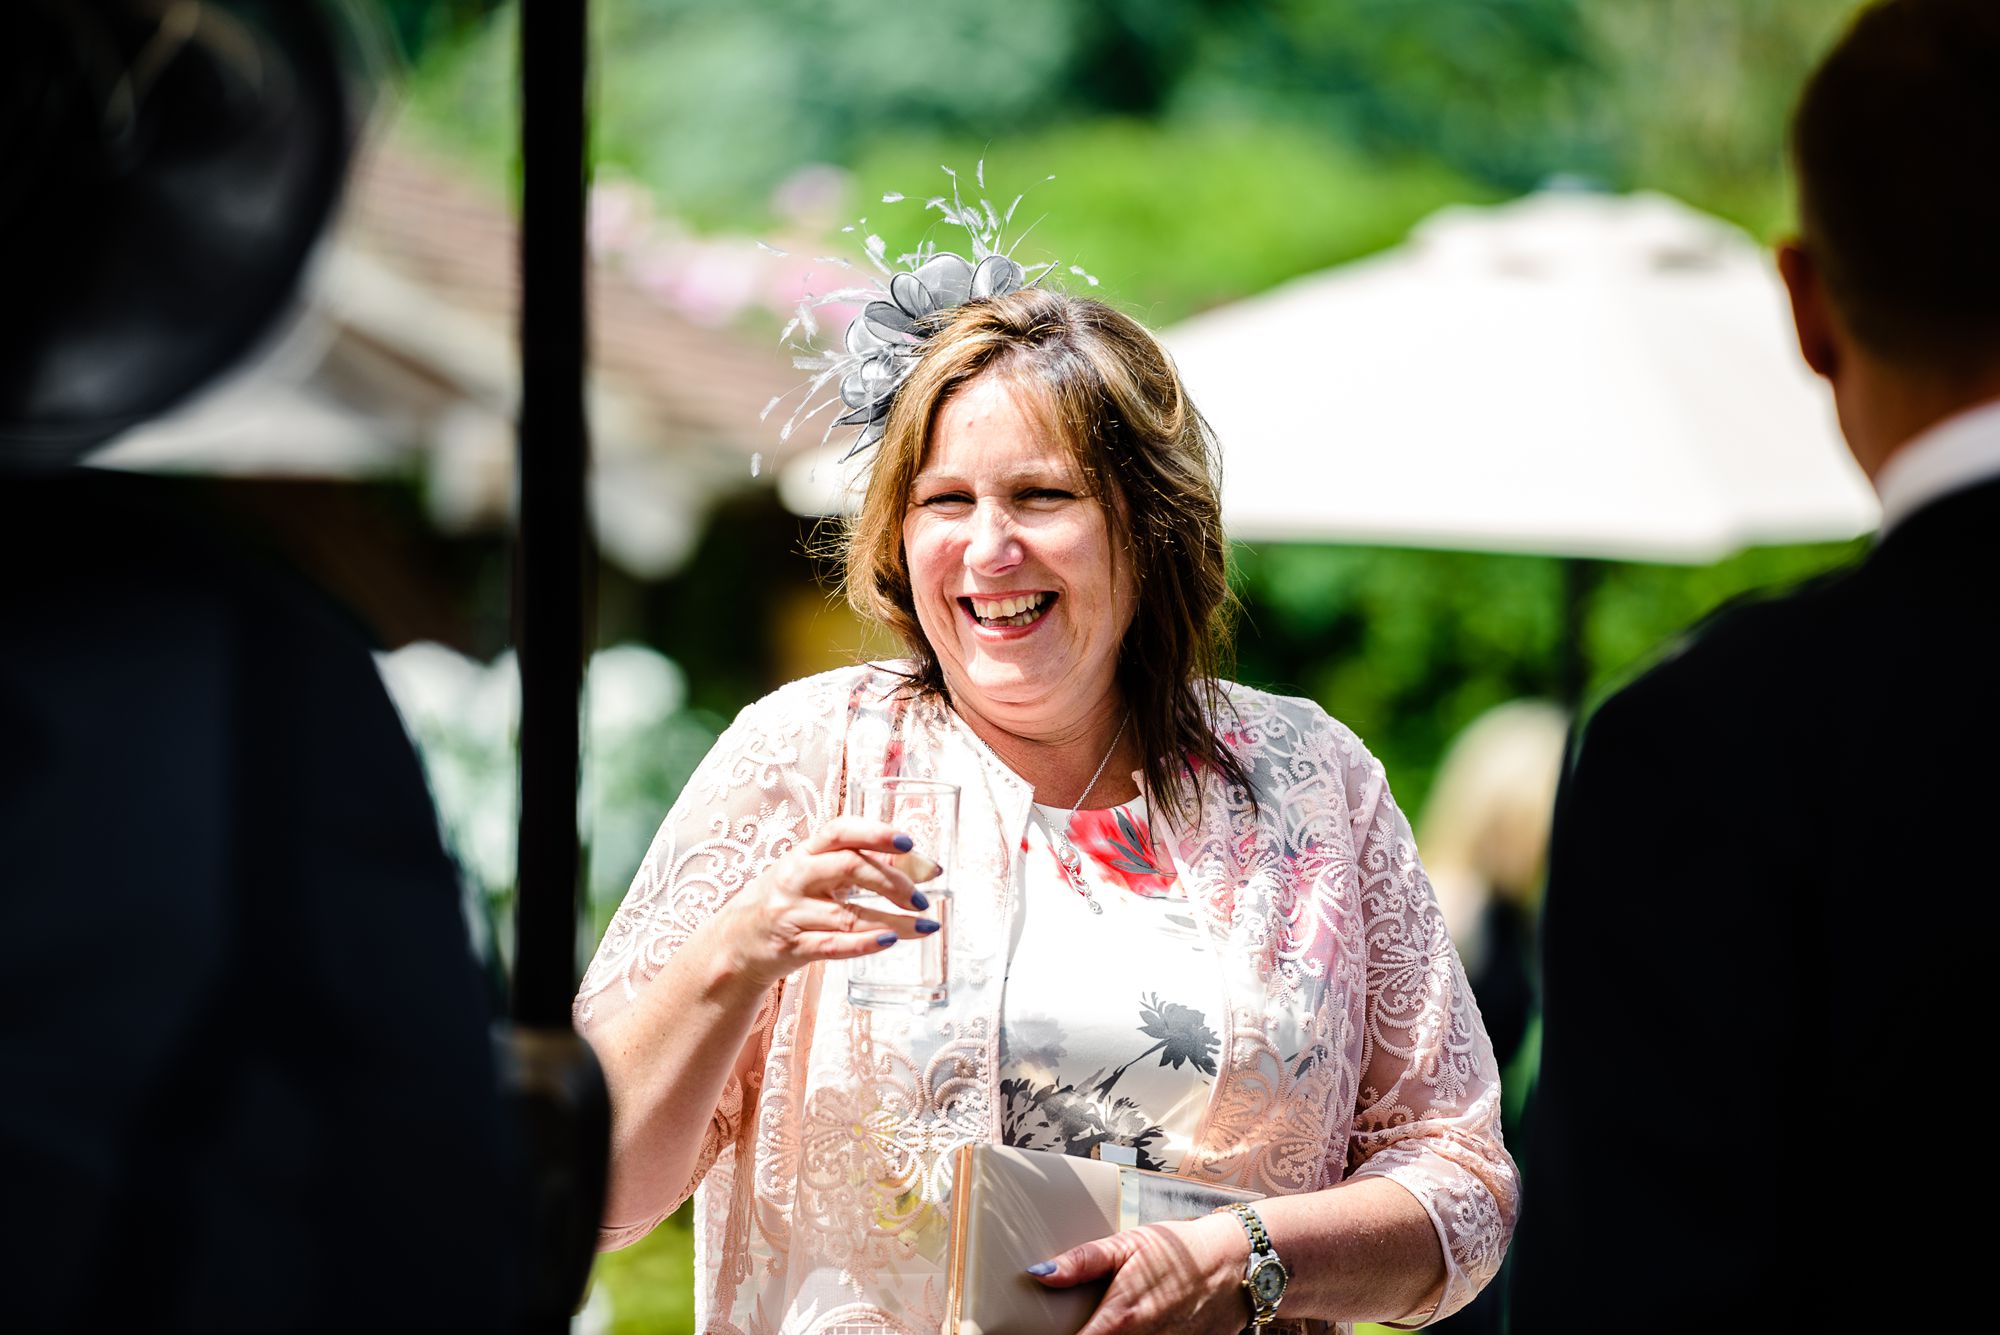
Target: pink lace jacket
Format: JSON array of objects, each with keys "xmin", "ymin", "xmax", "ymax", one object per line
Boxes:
[{"xmin": 575, "ymin": 665, "xmax": 1518, "ymax": 1335}]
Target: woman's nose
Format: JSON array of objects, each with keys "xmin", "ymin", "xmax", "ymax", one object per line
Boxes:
[{"xmin": 964, "ymin": 502, "xmax": 1022, "ymax": 573}]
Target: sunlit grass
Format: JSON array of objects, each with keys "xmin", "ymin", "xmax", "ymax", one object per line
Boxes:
[{"xmin": 589, "ymin": 1203, "xmax": 696, "ymax": 1335}]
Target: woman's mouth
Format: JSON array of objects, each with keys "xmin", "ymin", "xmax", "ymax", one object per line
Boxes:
[{"xmin": 960, "ymin": 592, "xmax": 1056, "ymax": 628}]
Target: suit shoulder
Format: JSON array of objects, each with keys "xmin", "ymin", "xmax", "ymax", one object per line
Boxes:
[
  {"xmin": 1585, "ymin": 563, "xmax": 1863, "ymax": 752},
  {"xmin": 1621, "ymin": 564, "xmax": 1860, "ymax": 693}
]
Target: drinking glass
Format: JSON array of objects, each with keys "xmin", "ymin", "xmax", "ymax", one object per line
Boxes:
[{"xmin": 844, "ymin": 777, "xmax": 957, "ymax": 1009}]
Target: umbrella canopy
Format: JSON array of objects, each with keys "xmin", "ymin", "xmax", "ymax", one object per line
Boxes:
[{"xmin": 1165, "ymin": 189, "xmax": 1879, "ymax": 563}]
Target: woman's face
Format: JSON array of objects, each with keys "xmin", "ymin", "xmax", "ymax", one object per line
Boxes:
[{"xmin": 902, "ymin": 373, "xmax": 1135, "ymax": 741}]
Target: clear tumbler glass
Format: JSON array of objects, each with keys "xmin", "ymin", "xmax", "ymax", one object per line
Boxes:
[{"xmin": 844, "ymin": 776, "xmax": 957, "ymax": 1009}]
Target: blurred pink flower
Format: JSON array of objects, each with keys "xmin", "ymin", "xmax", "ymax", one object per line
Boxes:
[
  {"xmin": 629, "ymin": 235, "xmax": 763, "ymax": 328},
  {"xmin": 588, "ymin": 178, "xmax": 654, "ymax": 257},
  {"xmin": 770, "ymin": 163, "xmax": 851, "ymax": 228}
]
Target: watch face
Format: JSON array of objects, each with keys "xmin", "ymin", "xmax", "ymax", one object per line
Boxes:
[{"xmin": 1250, "ymin": 1258, "xmax": 1288, "ymax": 1304}]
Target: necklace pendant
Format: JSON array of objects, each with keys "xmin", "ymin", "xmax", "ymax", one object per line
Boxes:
[{"xmin": 1051, "ymin": 831, "xmax": 1100, "ymax": 912}]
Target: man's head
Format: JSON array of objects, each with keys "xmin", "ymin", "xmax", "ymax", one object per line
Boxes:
[{"xmin": 1779, "ymin": 0, "xmax": 2000, "ymax": 473}]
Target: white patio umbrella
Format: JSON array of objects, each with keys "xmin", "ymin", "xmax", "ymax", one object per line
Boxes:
[{"xmin": 1164, "ymin": 189, "xmax": 1879, "ymax": 564}]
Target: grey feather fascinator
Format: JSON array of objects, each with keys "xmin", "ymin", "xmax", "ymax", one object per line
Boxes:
[{"xmin": 766, "ymin": 165, "xmax": 1086, "ymax": 461}]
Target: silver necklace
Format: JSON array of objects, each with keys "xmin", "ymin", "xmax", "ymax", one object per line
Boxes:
[{"xmin": 1041, "ymin": 713, "xmax": 1129, "ymax": 915}]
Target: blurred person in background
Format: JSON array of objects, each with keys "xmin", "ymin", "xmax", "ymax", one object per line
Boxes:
[
  {"xmin": 1417, "ymin": 698, "xmax": 1568, "ymax": 1086},
  {"xmin": 1414, "ymin": 700, "xmax": 1564, "ymax": 1335},
  {"xmin": 0, "ymin": 3, "xmax": 525, "ymax": 1326},
  {"xmin": 576, "ymin": 281, "xmax": 1519, "ymax": 1333},
  {"xmin": 1511, "ymin": 0, "xmax": 2000, "ymax": 1322}
]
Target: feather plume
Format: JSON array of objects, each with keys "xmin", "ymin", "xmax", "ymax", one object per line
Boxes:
[{"xmin": 763, "ymin": 165, "xmax": 1071, "ymax": 459}]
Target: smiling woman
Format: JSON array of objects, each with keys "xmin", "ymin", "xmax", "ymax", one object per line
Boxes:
[
  {"xmin": 901, "ymin": 375, "xmax": 1136, "ymax": 770},
  {"xmin": 576, "ymin": 284, "xmax": 1518, "ymax": 1335},
  {"xmin": 849, "ymin": 288, "xmax": 1252, "ymax": 819}
]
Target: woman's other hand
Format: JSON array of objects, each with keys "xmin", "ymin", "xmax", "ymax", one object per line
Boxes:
[
  {"xmin": 714, "ymin": 816, "xmax": 941, "ymax": 990},
  {"xmin": 1030, "ymin": 1213, "xmax": 1249, "ymax": 1335}
]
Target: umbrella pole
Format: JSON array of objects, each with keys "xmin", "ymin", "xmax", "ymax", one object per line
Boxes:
[
  {"xmin": 1559, "ymin": 557, "xmax": 1599, "ymax": 710},
  {"xmin": 507, "ymin": 1, "xmax": 607, "ymax": 1326}
]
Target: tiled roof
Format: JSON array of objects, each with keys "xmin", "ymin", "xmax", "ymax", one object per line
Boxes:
[{"xmin": 338, "ymin": 134, "xmax": 793, "ymax": 459}]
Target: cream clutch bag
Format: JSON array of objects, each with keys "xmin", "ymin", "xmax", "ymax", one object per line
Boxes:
[{"xmin": 946, "ymin": 1144, "xmax": 1264, "ymax": 1335}]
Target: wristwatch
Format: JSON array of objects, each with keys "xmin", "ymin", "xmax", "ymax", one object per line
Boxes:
[{"xmin": 1218, "ymin": 1202, "xmax": 1288, "ymax": 1329}]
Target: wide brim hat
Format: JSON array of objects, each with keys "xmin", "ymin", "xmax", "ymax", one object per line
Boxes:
[{"xmin": 0, "ymin": 0, "xmax": 361, "ymax": 466}]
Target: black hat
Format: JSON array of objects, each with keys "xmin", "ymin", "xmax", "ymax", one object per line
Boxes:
[{"xmin": 0, "ymin": 1, "xmax": 358, "ymax": 466}]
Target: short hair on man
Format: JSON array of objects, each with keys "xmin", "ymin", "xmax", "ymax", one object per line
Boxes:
[{"xmin": 1792, "ymin": 0, "xmax": 2000, "ymax": 367}]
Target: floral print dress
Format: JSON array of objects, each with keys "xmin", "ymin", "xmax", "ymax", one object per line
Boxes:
[
  {"xmin": 578, "ymin": 666, "xmax": 1518, "ymax": 1334},
  {"xmin": 998, "ymin": 794, "xmax": 1228, "ymax": 1174}
]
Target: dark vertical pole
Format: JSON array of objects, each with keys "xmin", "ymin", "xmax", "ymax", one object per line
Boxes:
[
  {"xmin": 514, "ymin": 0, "xmax": 592, "ymax": 1028},
  {"xmin": 507, "ymin": 4, "xmax": 608, "ymax": 1326},
  {"xmin": 1559, "ymin": 556, "xmax": 1599, "ymax": 710}
]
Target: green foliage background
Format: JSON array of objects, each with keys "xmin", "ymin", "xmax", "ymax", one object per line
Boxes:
[{"xmin": 401, "ymin": 0, "xmax": 1857, "ymax": 238}]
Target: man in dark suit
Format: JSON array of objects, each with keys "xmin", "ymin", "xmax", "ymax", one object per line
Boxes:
[
  {"xmin": 0, "ymin": 4, "xmax": 530, "ymax": 1326},
  {"xmin": 1509, "ymin": 0, "xmax": 2000, "ymax": 1325}
]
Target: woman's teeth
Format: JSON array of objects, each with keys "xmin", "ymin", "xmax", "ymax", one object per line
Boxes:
[{"xmin": 968, "ymin": 593, "xmax": 1052, "ymax": 627}]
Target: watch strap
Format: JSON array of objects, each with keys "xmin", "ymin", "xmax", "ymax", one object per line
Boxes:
[{"xmin": 1218, "ymin": 1202, "xmax": 1285, "ymax": 1329}]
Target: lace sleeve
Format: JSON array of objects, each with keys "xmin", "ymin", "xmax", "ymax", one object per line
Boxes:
[
  {"xmin": 573, "ymin": 673, "xmax": 850, "ymax": 1238},
  {"xmin": 1336, "ymin": 730, "xmax": 1520, "ymax": 1327}
]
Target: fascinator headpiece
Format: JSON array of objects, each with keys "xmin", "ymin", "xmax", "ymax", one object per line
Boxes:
[{"xmin": 768, "ymin": 165, "xmax": 1086, "ymax": 461}]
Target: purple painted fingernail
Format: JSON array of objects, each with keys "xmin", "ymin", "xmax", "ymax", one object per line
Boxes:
[
  {"xmin": 1026, "ymin": 1260, "xmax": 1057, "ymax": 1277},
  {"xmin": 910, "ymin": 890, "xmax": 930, "ymax": 911},
  {"xmin": 892, "ymin": 833, "xmax": 914, "ymax": 852},
  {"xmin": 915, "ymin": 918, "xmax": 941, "ymax": 934},
  {"xmin": 875, "ymin": 932, "xmax": 899, "ymax": 947}
]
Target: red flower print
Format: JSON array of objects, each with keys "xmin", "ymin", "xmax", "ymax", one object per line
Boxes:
[{"xmin": 1066, "ymin": 804, "xmax": 1180, "ymax": 899}]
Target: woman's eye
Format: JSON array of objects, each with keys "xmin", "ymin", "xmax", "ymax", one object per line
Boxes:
[
  {"xmin": 918, "ymin": 492, "xmax": 972, "ymax": 508},
  {"xmin": 1022, "ymin": 488, "xmax": 1075, "ymax": 502}
]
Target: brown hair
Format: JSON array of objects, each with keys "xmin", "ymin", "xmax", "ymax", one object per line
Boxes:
[
  {"xmin": 1792, "ymin": 0, "xmax": 2000, "ymax": 366},
  {"xmin": 842, "ymin": 286, "xmax": 1250, "ymax": 817}
]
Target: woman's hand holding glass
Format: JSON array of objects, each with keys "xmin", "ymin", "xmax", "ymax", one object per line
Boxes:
[
  {"xmin": 713, "ymin": 817, "xmax": 942, "ymax": 990},
  {"xmin": 586, "ymin": 813, "xmax": 944, "ymax": 1240}
]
